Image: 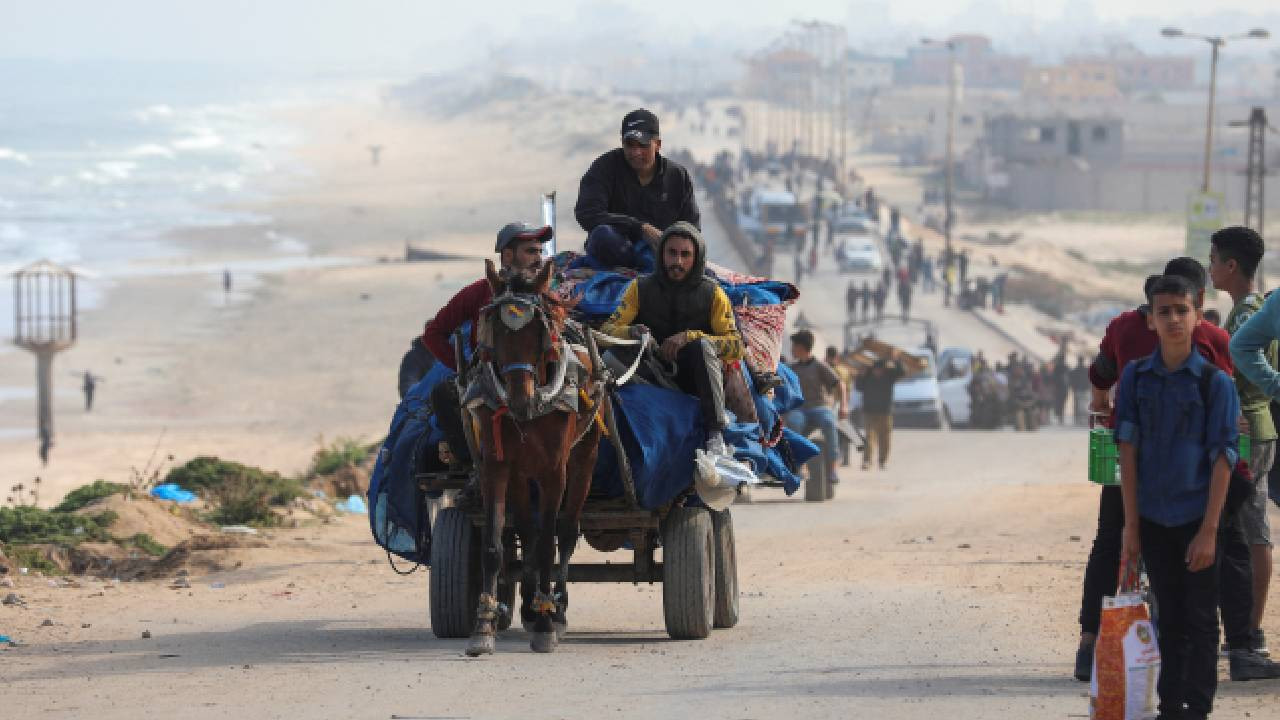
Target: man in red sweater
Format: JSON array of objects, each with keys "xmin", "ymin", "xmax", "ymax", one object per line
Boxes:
[
  {"xmin": 1074, "ymin": 258, "xmax": 1235, "ymax": 682},
  {"xmin": 422, "ymin": 222, "xmax": 553, "ymax": 465}
]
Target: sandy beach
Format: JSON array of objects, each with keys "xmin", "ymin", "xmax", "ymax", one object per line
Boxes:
[{"xmin": 0, "ymin": 90, "xmax": 628, "ymax": 504}]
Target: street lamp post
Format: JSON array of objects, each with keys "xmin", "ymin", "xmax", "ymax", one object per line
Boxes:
[
  {"xmin": 923, "ymin": 37, "xmax": 959, "ymax": 251},
  {"xmin": 1162, "ymin": 27, "xmax": 1270, "ymax": 193}
]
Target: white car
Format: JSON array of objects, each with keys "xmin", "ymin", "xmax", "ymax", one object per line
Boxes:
[
  {"xmin": 838, "ymin": 234, "xmax": 883, "ymax": 273},
  {"xmin": 937, "ymin": 347, "xmax": 974, "ymax": 427},
  {"xmin": 849, "ymin": 348, "xmax": 946, "ymax": 429}
]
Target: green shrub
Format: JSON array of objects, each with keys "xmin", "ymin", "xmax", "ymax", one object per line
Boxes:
[
  {"xmin": 3, "ymin": 544, "xmax": 64, "ymax": 575},
  {"xmin": 307, "ymin": 436, "xmax": 370, "ymax": 478},
  {"xmin": 53, "ymin": 480, "xmax": 130, "ymax": 513},
  {"xmin": 204, "ymin": 474, "xmax": 283, "ymax": 526},
  {"xmin": 166, "ymin": 456, "xmax": 302, "ymax": 506},
  {"xmin": 0, "ymin": 506, "xmax": 117, "ymax": 545},
  {"xmin": 125, "ymin": 533, "xmax": 167, "ymax": 557}
]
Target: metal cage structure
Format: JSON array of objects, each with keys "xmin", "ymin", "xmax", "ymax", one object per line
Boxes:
[
  {"xmin": 14, "ymin": 259, "xmax": 77, "ymax": 352},
  {"xmin": 12, "ymin": 259, "xmax": 79, "ymax": 456}
]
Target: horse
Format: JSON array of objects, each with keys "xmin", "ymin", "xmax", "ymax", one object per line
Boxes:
[{"xmin": 464, "ymin": 258, "xmax": 605, "ymax": 655}]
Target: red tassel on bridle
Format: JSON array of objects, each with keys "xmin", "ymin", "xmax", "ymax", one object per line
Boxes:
[{"xmin": 490, "ymin": 406, "xmax": 510, "ymax": 461}]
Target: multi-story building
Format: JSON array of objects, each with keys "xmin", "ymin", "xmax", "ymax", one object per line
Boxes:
[
  {"xmin": 899, "ymin": 34, "xmax": 1029, "ymax": 89},
  {"xmin": 1023, "ymin": 62, "xmax": 1123, "ymax": 104},
  {"xmin": 1065, "ymin": 45, "xmax": 1194, "ymax": 94},
  {"xmin": 846, "ymin": 50, "xmax": 895, "ymax": 92}
]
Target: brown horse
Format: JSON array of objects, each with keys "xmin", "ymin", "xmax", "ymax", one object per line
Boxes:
[{"xmin": 465, "ymin": 259, "xmax": 604, "ymax": 655}]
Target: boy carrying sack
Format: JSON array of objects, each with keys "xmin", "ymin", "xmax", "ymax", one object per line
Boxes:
[{"xmin": 1113, "ymin": 274, "xmax": 1241, "ymax": 720}]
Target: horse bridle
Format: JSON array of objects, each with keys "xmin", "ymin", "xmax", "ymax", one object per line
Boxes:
[{"xmin": 477, "ymin": 289, "xmax": 558, "ymax": 377}]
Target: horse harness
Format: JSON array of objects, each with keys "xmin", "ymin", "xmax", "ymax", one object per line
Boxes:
[{"xmin": 464, "ymin": 288, "xmax": 607, "ymax": 460}]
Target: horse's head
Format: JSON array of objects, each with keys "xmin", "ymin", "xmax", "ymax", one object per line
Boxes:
[{"xmin": 480, "ymin": 259, "xmax": 560, "ymax": 421}]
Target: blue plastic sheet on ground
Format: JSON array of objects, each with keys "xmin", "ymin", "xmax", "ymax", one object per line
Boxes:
[
  {"xmin": 336, "ymin": 494, "xmax": 368, "ymax": 514},
  {"xmin": 150, "ymin": 483, "xmax": 196, "ymax": 504}
]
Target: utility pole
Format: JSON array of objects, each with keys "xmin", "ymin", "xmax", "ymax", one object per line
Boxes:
[
  {"xmin": 1244, "ymin": 107, "xmax": 1269, "ymax": 287},
  {"xmin": 1203, "ymin": 40, "xmax": 1221, "ymax": 192},
  {"xmin": 944, "ymin": 44, "xmax": 959, "ymax": 250}
]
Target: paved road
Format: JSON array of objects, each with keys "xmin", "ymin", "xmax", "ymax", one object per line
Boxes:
[{"xmin": 698, "ymin": 195, "xmax": 1021, "ymax": 363}]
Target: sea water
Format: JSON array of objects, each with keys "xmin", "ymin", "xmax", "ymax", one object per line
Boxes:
[{"xmin": 0, "ymin": 59, "xmax": 360, "ymax": 336}]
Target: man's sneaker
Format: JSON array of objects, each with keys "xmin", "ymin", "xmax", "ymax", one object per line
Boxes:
[
  {"xmin": 704, "ymin": 433, "xmax": 729, "ymax": 458},
  {"xmin": 1228, "ymin": 648, "xmax": 1280, "ymax": 681},
  {"xmin": 1252, "ymin": 628, "xmax": 1271, "ymax": 657},
  {"xmin": 1074, "ymin": 642, "xmax": 1093, "ymax": 682}
]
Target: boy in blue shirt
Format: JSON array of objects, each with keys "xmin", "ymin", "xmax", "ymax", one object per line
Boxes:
[{"xmin": 1117, "ymin": 274, "xmax": 1240, "ymax": 719}]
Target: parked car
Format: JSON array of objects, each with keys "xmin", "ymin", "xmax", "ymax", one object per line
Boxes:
[
  {"xmin": 849, "ymin": 348, "xmax": 946, "ymax": 429},
  {"xmin": 937, "ymin": 347, "xmax": 974, "ymax": 428}
]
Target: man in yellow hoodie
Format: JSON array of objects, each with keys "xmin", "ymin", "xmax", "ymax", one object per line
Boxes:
[{"xmin": 602, "ymin": 221, "xmax": 743, "ymax": 455}]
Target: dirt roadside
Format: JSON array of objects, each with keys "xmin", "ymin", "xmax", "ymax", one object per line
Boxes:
[{"xmin": 4, "ymin": 429, "xmax": 1277, "ymax": 719}]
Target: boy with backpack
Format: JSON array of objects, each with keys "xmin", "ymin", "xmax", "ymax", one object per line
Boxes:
[{"xmin": 1116, "ymin": 274, "xmax": 1240, "ymax": 719}]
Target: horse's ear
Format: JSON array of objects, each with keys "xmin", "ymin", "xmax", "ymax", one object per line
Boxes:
[
  {"xmin": 485, "ymin": 259, "xmax": 502, "ymax": 293},
  {"xmin": 533, "ymin": 260, "xmax": 553, "ymax": 294}
]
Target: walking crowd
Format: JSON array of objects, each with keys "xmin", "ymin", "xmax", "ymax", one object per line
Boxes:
[{"xmin": 1073, "ymin": 227, "xmax": 1280, "ymax": 719}]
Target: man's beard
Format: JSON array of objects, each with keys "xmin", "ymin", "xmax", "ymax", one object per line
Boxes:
[{"xmin": 666, "ymin": 265, "xmax": 686, "ymax": 279}]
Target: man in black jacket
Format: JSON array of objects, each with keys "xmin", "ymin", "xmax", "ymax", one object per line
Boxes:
[{"xmin": 575, "ymin": 109, "xmax": 700, "ymax": 271}]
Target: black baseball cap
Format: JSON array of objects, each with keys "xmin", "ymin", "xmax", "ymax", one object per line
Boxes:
[
  {"xmin": 621, "ymin": 108, "xmax": 660, "ymax": 145},
  {"xmin": 495, "ymin": 222, "xmax": 553, "ymax": 253}
]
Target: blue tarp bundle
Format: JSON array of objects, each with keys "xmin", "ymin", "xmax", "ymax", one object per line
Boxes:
[
  {"xmin": 559, "ymin": 256, "xmax": 799, "ymax": 323},
  {"xmin": 367, "ymin": 272, "xmax": 816, "ymax": 564}
]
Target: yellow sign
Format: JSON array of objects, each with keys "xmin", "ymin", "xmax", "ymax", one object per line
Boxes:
[{"xmin": 1185, "ymin": 190, "xmax": 1226, "ymax": 263}]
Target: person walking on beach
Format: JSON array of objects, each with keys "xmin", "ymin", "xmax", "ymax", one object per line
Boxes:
[
  {"xmin": 958, "ymin": 249, "xmax": 970, "ymax": 285},
  {"xmin": 82, "ymin": 371, "xmax": 101, "ymax": 412},
  {"xmin": 897, "ymin": 279, "xmax": 912, "ymax": 324},
  {"xmin": 860, "ymin": 281, "xmax": 871, "ymax": 323}
]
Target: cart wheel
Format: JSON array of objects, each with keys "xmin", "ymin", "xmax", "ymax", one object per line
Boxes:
[
  {"xmin": 429, "ymin": 507, "xmax": 479, "ymax": 638},
  {"xmin": 662, "ymin": 506, "xmax": 715, "ymax": 640},
  {"xmin": 712, "ymin": 509, "xmax": 740, "ymax": 629},
  {"xmin": 804, "ymin": 440, "xmax": 828, "ymax": 503}
]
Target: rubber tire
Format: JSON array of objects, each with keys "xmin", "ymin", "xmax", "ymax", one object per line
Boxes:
[
  {"xmin": 712, "ymin": 509, "xmax": 740, "ymax": 629},
  {"xmin": 804, "ymin": 440, "xmax": 828, "ymax": 503},
  {"xmin": 662, "ymin": 507, "xmax": 715, "ymax": 640},
  {"xmin": 429, "ymin": 507, "xmax": 479, "ymax": 639}
]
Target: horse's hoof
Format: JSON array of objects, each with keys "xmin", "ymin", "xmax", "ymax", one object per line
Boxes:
[
  {"xmin": 530, "ymin": 631, "xmax": 557, "ymax": 653},
  {"xmin": 465, "ymin": 634, "xmax": 495, "ymax": 657}
]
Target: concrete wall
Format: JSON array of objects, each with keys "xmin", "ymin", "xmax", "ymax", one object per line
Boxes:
[{"xmin": 998, "ymin": 161, "xmax": 1280, "ymax": 217}]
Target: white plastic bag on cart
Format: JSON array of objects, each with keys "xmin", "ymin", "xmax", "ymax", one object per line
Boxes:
[{"xmin": 693, "ymin": 448, "xmax": 759, "ymax": 511}]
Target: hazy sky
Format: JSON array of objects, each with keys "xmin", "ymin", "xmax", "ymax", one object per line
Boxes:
[{"xmin": 4, "ymin": 0, "xmax": 1277, "ymax": 71}]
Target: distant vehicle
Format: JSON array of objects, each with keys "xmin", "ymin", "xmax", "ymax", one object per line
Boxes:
[
  {"xmin": 737, "ymin": 188, "xmax": 807, "ymax": 246},
  {"xmin": 838, "ymin": 236, "xmax": 882, "ymax": 273},
  {"xmin": 849, "ymin": 348, "xmax": 946, "ymax": 429},
  {"xmin": 936, "ymin": 347, "xmax": 974, "ymax": 428},
  {"xmin": 834, "ymin": 212, "xmax": 880, "ymax": 236}
]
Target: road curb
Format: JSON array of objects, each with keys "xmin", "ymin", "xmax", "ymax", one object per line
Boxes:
[{"xmin": 966, "ymin": 307, "xmax": 1042, "ymax": 362}]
